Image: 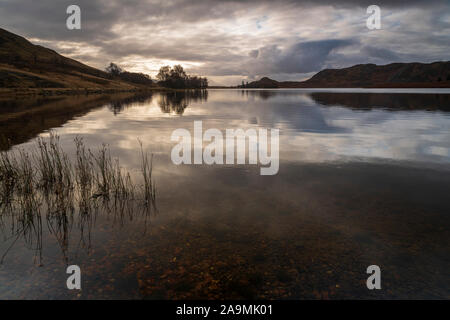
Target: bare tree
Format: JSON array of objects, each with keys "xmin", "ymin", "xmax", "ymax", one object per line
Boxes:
[
  {"xmin": 156, "ymin": 66, "xmax": 171, "ymax": 82},
  {"xmin": 105, "ymin": 63, "xmax": 123, "ymax": 76}
]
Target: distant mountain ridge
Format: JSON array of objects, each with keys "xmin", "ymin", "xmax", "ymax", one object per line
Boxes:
[{"xmin": 242, "ymin": 61, "xmax": 450, "ymax": 88}]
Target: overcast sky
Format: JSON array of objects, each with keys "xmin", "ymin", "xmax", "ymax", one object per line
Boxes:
[{"xmin": 1, "ymin": 0, "xmax": 449, "ymax": 85}]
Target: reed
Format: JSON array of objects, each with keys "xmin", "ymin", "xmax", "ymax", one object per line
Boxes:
[
  {"xmin": 139, "ymin": 139, "xmax": 156, "ymax": 208},
  {"xmin": 36, "ymin": 133, "xmax": 72, "ymax": 192},
  {"xmin": 0, "ymin": 133, "xmax": 156, "ymax": 220},
  {"xmin": 0, "ymin": 149, "xmax": 18, "ymax": 206},
  {"xmin": 93, "ymin": 144, "xmax": 112, "ymax": 198},
  {"xmin": 74, "ymin": 137, "xmax": 94, "ymax": 201}
]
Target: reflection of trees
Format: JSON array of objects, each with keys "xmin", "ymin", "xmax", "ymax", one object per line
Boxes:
[
  {"xmin": 0, "ymin": 93, "xmax": 155, "ymax": 151},
  {"xmin": 108, "ymin": 94, "xmax": 154, "ymax": 115},
  {"xmin": 108, "ymin": 90, "xmax": 209, "ymax": 116},
  {"xmin": 158, "ymin": 90, "xmax": 208, "ymax": 115}
]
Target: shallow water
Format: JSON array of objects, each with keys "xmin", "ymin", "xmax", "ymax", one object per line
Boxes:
[{"xmin": 0, "ymin": 89, "xmax": 449, "ymax": 299}]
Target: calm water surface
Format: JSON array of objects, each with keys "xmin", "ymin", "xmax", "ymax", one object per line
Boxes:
[{"xmin": 0, "ymin": 89, "xmax": 449, "ymax": 299}]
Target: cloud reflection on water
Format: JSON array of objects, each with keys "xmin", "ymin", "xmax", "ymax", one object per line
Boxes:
[{"xmin": 37, "ymin": 89, "xmax": 450, "ymax": 168}]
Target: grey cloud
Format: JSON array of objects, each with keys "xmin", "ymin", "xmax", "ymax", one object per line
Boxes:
[
  {"xmin": 277, "ymin": 40, "xmax": 355, "ymax": 73},
  {"xmin": 361, "ymin": 46, "xmax": 401, "ymax": 62},
  {"xmin": 249, "ymin": 50, "xmax": 259, "ymax": 58},
  {"xmin": 1, "ymin": 0, "xmax": 448, "ymax": 41},
  {"xmin": 237, "ymin": 40, "xmax": 355, "ymax": 77},
  {"xmin": 0, "ymin": 0, "xmax": 449, "ymax": 85},
  {"xmin": 0, "ymin": 0, "xmax": 119, "ymax": 41}
]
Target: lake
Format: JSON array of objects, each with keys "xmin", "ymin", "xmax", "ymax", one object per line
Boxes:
[{"xmin": 0, "ymin": 89, "xmax": 449, "ymax": 299}]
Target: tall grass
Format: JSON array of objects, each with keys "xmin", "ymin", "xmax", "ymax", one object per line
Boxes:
[
  {"xmin": 74, "ymin": 136, "xmax": 94, "ymax": 214},
  {"xmin": 139, "ymin": 139, "xmax": 156, "ymax": 208},
  {"xmin": 36, "ymin": 133, "xmax": 72, "ymax": 192},
  {"xmin": 1, "ymin": 133, "xmax": 159, "ymax": 265},
  {"xmin": 0, "ymin": 133, "xmax": 157, "ymax": 220},
  {"xmin": 0, "ymin": 150, "xmax": 18, "ymax": 207}
]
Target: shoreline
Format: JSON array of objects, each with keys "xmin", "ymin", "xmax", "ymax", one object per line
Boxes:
[
  {"xmin": 2, "ymin": 85, "xmax": 449, "ymax": 99},
  {"xmin": 0, "ymin": 86, "xmax": 180, "ymax": 98}
]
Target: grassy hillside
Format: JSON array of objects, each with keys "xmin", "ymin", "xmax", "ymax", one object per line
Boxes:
[
  {"xmin": 303, "ymin": 62, "xmax": 450, "ymax": 88},
  {"xmin": 241, "ymin": 61, "xmax": 450, "ymax": 88},
  {"xmin": 0, "ymin": 28, "xmax": 151, "ymax": 92}
]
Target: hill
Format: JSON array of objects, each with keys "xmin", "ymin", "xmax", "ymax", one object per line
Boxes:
[
  {"xmin": 0, "ymin": 28, "xmax": 153, "ymax": 93},
  {"xmin": 244, "ymin": 77, "xmax": 279, "ymax": 88},
  {"xmin": 240, "ymin": 61, "xmax": 450, "ymax": 88}
]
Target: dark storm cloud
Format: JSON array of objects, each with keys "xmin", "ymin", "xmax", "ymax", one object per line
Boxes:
[
  {"xmin": 361, "ymin": 46, "xmax": 401, "ymax": 61},
  {"xmin": 277, "ymin": 40, "xmax": 355, "ymax": 73},
  {"xmin": 1, "ymin": 0, "xmax": 448, "ymax": 41},
  {"xmin": 210, "ymin": 39, "xmax": 355, "ymax": 77},
  {"xmin": 0, "ymin": 0, "xmax": 118, "ymax": 41}
]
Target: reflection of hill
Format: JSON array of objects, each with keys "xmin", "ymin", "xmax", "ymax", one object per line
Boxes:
[
  {"xmin": 0, "ymin": 93, "xmax": 153, "ymax": 150},
  {"xmin": 0, "ymin": 90, "xmax": 208, "ymax": 150},
  {"xmin": 242, "ymin": 89, "xmax": 278, "ymax": 100},
  {"xmin": 310, "ymin": 92, "xmax": 450, "ymax": 111},
  {"xmin": 158, "ymin": 90, "xmax": 208, "ymax": 115}
]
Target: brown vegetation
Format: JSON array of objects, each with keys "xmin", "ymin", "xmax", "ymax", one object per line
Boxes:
[
  {"xmin": 0, "ymin": 28, "xmax": 160, "ymax": 93},
  {"xmin": 239, "ymin": 61, "xmax": 450, "ymax": 88}
]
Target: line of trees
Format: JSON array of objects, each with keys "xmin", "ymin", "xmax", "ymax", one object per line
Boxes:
[
  {"xmin": 156, "ymin": 65, "xmax": 208, "ymax": 89},
  {"xmin": 238, "ymin": 80, "xmax": 250, "ymax": 88},
  {"xmin": 105, "ymin": 62, "xmax": 154, "ymax": 86},
  {"xmin": 105, "ymin": 63, "xmax": 208, "ymax": 89}
]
